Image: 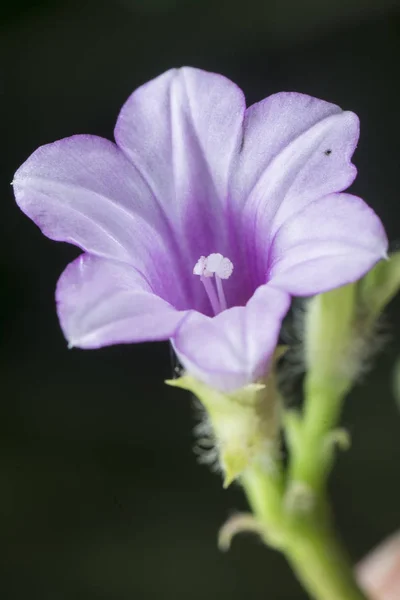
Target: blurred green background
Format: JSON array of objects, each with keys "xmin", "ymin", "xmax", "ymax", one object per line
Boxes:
[{"xmin": 1, "ymin": 0, "xmax": 400, "ymax": 598}]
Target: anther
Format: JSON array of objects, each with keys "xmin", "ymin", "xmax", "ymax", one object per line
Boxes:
[{"xmin": 193, "ymin": 253, "xmax": 234, "ymax": 315}]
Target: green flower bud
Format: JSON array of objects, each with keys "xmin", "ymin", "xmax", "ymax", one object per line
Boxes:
[
  {"xmin": 305, "ymin": 283, "xmax": 357, "ymax": 393},
  {"xmin": 359, "ymin": 252, "xmax": 400, "ymax": 321}
]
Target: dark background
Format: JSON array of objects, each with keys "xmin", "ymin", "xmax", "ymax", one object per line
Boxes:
[{"xmin": 1, "ymin": 1, "xmax": 400, "ymax": 598}]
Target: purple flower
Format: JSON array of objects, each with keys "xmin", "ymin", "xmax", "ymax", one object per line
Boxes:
[{"xmin": 13, "ymin": 68, "xmax": 387, "ymax": 391}]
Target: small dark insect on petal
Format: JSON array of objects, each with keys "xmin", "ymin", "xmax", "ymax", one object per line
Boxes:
[{"xmin": 324, "ymin": 149, "xmax": 332, "ymax": 156}]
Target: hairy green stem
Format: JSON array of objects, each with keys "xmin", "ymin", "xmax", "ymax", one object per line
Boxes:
[
  {"xmin": 288, "ymin": 376, "xmax": 351, "ymax": 493},
  {"xmin": 242, "ymin": 464, "xmax": 367, "ymax": 600},
  {"xmin": 285, "ymin": 511, "xmax": 367, "ymax": 600},
  {"xmin": 240, "ymin": 350, "xmax": 366, "ymax": 599}
]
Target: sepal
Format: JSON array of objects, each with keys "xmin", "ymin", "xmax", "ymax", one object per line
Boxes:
[{"xmin": 166, "ymin": 358, "xmax": 282, "ymax": 486}]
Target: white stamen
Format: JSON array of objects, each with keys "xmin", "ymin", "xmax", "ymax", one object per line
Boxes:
[
  {"xmin": 201, "ymin": 276, "xmax": 221, "ymax": 315},
  {"xmin": 218, "ymin": 257, "xmax": 234, "ymax": 280},
  {"xmin": 205, "ymin": 253, "xmax": 224, "ymax": 273},
  {"xmin": 193, "ymin": 255, "xmax": 213, "ymax": 277},
  {"xmin": 193, "ymin": 253, "xmax": 234, "ymax": 315},
  {"xmin": 193, "ymin": 256, "xmax": 207, "ymax": 275},
  {"xmin": 215, "ymin": 275, "xmax": 228, "ymax": 312}
]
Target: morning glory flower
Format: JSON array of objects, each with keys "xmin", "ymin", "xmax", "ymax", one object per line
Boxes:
[{"xmin": 13, "ymin": 67, "xmax": 387, "ymax": 392}]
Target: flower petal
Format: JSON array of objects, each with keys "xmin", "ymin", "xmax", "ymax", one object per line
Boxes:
[
  {"xmin": 233, "ymin": 92, "xmax": 357, "ymax": 205},
  {"xmin": 172, "ymin": 285, "xmax": 290, "ymax": 392},
  {"xmin": 14, "ymin": 135, "xmax": 175, "ymax": 271},
  {"xmin": 267, "ymin": 193, "xmax": 388, "ymax": 295},
  {"xmin": 13, "ymin": 135, "xmax": 196, "ymax": 308},
  {"xmin": 231, "ymin": 93, "xmax": 360, "ymax": 282},
  {"xmin": 114, "ymin": 67, "xmax": 246, "ymax": 267},
  {"xmin": 56, "ymin": 254, "xmax": 188, "ymax": 348}
]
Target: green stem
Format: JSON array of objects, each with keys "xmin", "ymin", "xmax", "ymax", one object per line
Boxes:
[
  {"xmin": 242, "ymin": 466, "xmax": 367, "ymax": 600},
  {"xmin": 288, "ymin": 376, "xmax": 350, "ymax": 492},
  {"xmin": 241, "ymin": 462, "xmax": 286, "ymax": 547},
  {"xmin": 285, "ymin": 511, "xmax": 367, "ymax": 600},
  {"xmin": 240, "ymin": 357, "xmax": 366, "ymax": 599}
]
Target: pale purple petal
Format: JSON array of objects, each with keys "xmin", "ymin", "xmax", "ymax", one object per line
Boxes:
[
  {"xmin": 230, "ymin": 93, "xmax": 359, "ymax": 283},
  {"xmin": 232, "ymin": 92, "xmax": 357, "ymax": 207},
  {"xmin": 57, "ymin": 254, "xmax": 188, "ymax": 349},
  {"xmin": 13, "ymin": 136, "xmax": 166, "ymax": 263},
  {"xmin": 115, "ymin": 67, "xmax": 246, "ymax": 268},
  {"xmin": 172, "ymin": 285, "xmax": 290, "ymax": 392},
  {"xmin": 267, "ymin": 193, "xmax": 388, "ymax": 295},
  {"xmin": 13, "ymin": 135, "xmax": 195, "ymax": 309}
]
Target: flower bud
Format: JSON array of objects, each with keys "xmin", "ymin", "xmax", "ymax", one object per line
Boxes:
[
  {"xmin": 305, "ymin": 283, "xmax": 357, "ymax": 393},
  {"xmin": 359, "ymin": 252, "xmax": 400, "ymax": 321}
]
